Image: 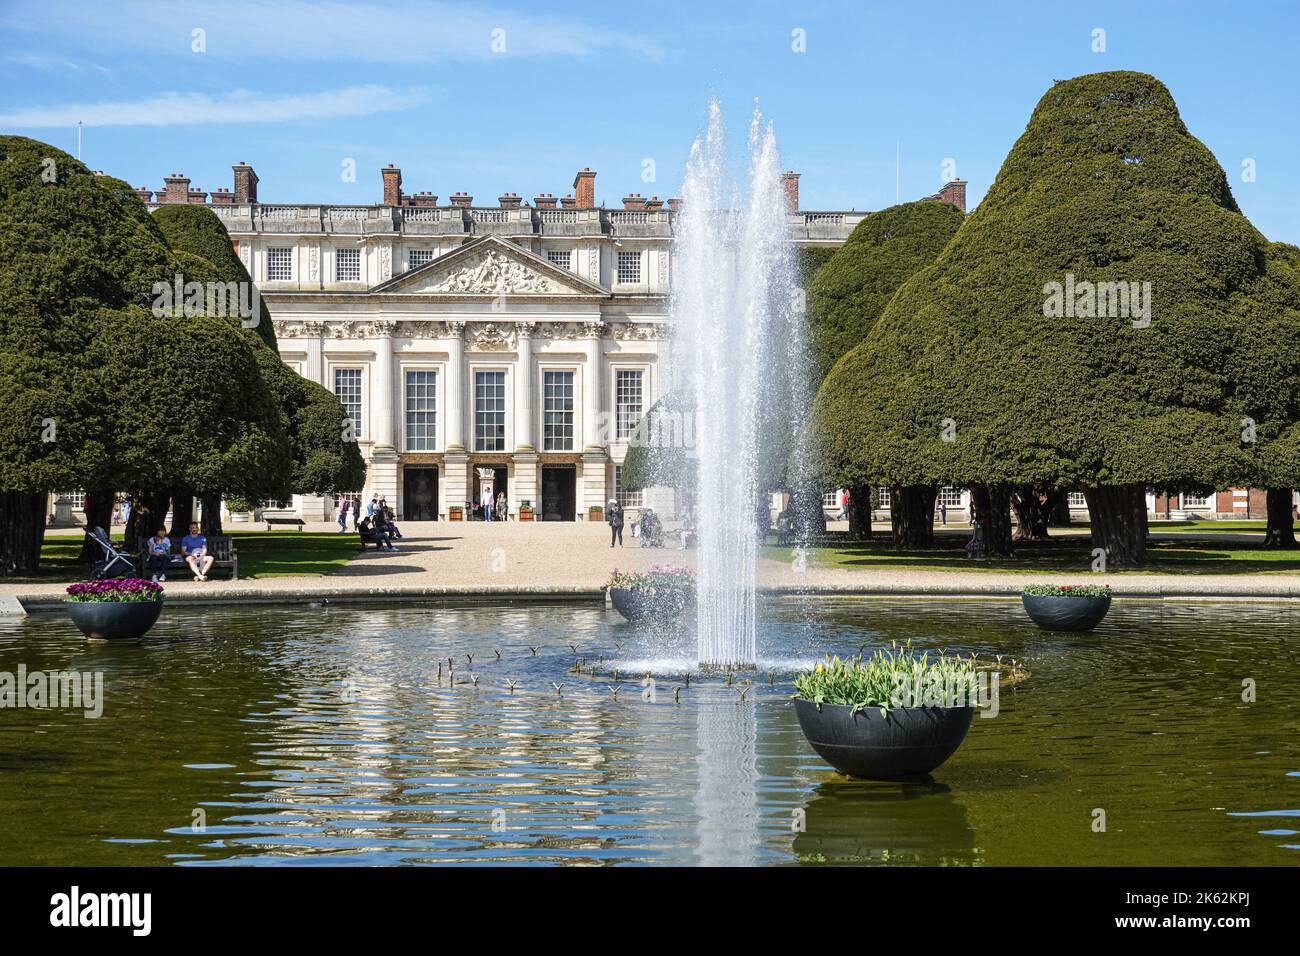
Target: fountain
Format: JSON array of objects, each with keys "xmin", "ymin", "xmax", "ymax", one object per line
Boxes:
[{"xmin": 670, "ymin": 100, "xmax": 806, "ymax": 670}]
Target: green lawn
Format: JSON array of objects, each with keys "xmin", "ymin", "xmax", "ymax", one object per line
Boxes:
[
  {"xmin": 14, "ymin": 530, "xmax": 361, "ymax": 585},
  {"xmin": 766, "ymin": 530, "xmax": 1300, "ymax": 575}
]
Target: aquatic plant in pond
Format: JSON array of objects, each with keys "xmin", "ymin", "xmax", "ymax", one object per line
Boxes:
[{"xmin": 65, "ymin": 579, "xmax": 163, "ymax": 603}]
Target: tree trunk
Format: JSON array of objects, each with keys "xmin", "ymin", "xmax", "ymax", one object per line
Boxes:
[
  {"xmin": 1262, "ymin": 488, "xmax": 1297, "ymax": 549},
  {"xmin": 1044, "ymin": 489, "xmax": 1069, "ymax": 527},
  {"xmin": 890, "ymin": 485, "xmax": 936, "ymax": 548},
  {"xmin": 0, "ymin": 492, "xmax": 49, "ymax": 577},
  {"xmin": 77, "ymin": 490, "xmax": 117, "ymax": 562},
  {"xmin": 127, "ymin": 491, "xmax": 172, "ymax": 547},
  {"xmin": 1012, "ymin": 486, "xmax": 1052, "ymax": 541},
  {"xmin": 846, "ymin": 484, "xmax": 873, "ymax": 540},
  {"xmin": 973, "ymin": 483, "xmax": 1014, "ymax": 556},
  {"xmin": 170, "ymin": 489, "xmax": 195, "ymax": 539},
  {"xmin": 1083, "ymin": 484, "xmax": 1148, "ymax": 567},
  {"xmin": 200, "ymin": 494, "xmax": 224, "ymax": 537},
  {"xmin": 791, "ymin": 487, "xmax": 826, "ymax": 542}
]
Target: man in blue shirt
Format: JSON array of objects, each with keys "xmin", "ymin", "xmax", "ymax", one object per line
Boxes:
[{"xmin": 181, "ymin": 522, "xmax": 215, "ymax": 581}]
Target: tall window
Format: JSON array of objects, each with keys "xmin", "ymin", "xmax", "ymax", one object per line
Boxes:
[
  {"xmin": 409, "ymin": 249, "xmax": 436, "ymax": 269},
  {"xmin": 336, "ymin": 247, "xmax": 361, "ymax": 281},
  {"xmin": 876, "ymin": 487, "xmax": 891, "ymax": 509},
  {"xmin": 475, "ymin": 371, "xmax": 506, "ymax": 451},
  {"xmin": 823, "ymin": 491, "xmax": 840, "ymax": 508},
  {"xmin": 615, "ymin": 369, "xmax": 644, "ymax": 439},
  {"xmin": 58, "ymin": 490, "xmax": 86, "ymax": 509},
  {"xmin": 938, "ymin": 487, "xmax": 964, "ymax": 508},
  {"xmin": 404, "ymin": 370, "xmax": 437, "ymax": 451},
  {"xmin": 543, "ymin": 370, "xmax": 575, "ymax": 451},
  {"xmin": 546, "ymin": 249, "xmax": 573, "ymax": 271},
  {"xmin": 616, "ymin": 250, "xmax": 641, "ymax": 284},
  {"xmin": 267, "ymin": 247, "xmax": 292, "ymax": 281},
  {"xmin": 1068, "ymin": 492, "xmax": 1087, "ymax": 508},
  {"xmin": 333, "ymin": 368, "xmax": 363, "ymax": 435},
  {"xmin": 615, "ymin": 465, "xmax": 642, "ymax": 507}
]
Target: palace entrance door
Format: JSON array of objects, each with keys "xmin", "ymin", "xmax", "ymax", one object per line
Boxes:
[
  {"xmin": 541, "ymin": 465, "xmax": 576, "ymax": 521},
  {"xmin": 402, "ymin": 467, "xmax": 439, "ymax": 521}
]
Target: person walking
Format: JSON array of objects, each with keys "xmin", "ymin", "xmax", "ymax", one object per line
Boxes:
[
  {"xmin": 351, "ymin": 497, "xmax": 361, "ymax": 530},
  {"xmin": 495, "ymin": 490, "xmax": 507, "ymax": 521},
  {"xmin": 480, "ymin": 485, "xmax": 494, "ymax": 522},
  {"xmin": 607, "ymin": 497, "xmax": 624, "ymax": 547},
  {"xmin": 940, "ymin": 502, "xmax": 948, "ymax": 526},
  {"xmin": 337, "ymin": 498, "xmax": 349, "ymax": 533}
]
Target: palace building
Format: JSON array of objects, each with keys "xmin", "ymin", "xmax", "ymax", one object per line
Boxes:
[{"xmin": 120, "ymin": 162, "xmax": 967, "ymax": 523}]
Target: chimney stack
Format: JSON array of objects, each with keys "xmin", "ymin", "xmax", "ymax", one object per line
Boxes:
[
  {"xmin": 162, "ymin": 173, "xmax": 189, "ymax": 204},
  {"xmin": 412, "ymin": 191, "xmax": 438, "ymax": 207},
  {"xmin": 498, "ymin": 192, "xmax": 522, "ymax": 209},
  {"xmin": 936, "ymin": 179, "xmax": 967, "ymax": 214},
  {"xmin": 622, "ymin": 193, "xmax": 647, "ymax": 209},
  {"xmin": 573, "ymin": 167, "xmax": 596, "ymax": 209},
  {"xmin": 667, "ymin": 197, "xmax": 682, "ymax": 213},
  {"xmin": 135, "ymin": 186, "xmax": 153, "ymax": 204},
  {"xmin": 450, "ymin": 191, "xmax": 473, "ymax": 207},
  {"xmin": 643, "ymin": 196, "xmax": 663, "ymax": 210},
  {"xmin": 187, "ymin": 187, "xmax": 207, "ymax": 204},
  {"xmin": 381, "ymin": 164, "xmax": 402, "ymax": 206},
  {"xmin": 534, "ymin": 192, "xmax": 558, "ymax": 209},
  {"xmin": 210, "ymin": 187, "xmax": 234, "ymax": 205},
  {"xmin": 232, "ymin": 162, "xmax": 258, "ymax": 204},
  {"xmin": 559, "ymin": 193, "xmax": 577, "ymax": 208},
  {"xmin": 780, "ymin": 171, "xmax": 800, "ymax": 213}
]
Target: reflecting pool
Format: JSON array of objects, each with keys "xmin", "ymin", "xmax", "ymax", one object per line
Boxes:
[{"xmin": 0, "ymin": 598, "xmax": 1296, "ymax": 866}]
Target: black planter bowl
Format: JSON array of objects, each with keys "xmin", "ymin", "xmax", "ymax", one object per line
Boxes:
[
  {"xmin": 608, "ymin": 587, "xmax": 692, "ymax": 623},
  {"xmin": 64, "ymin": 599, "xmax": 163, "ymax": 640},
  {"xmin": 793, "ymin": 698, "xmax": 975, "ymax": 780},
  {"xmin": 1021, "ymin": 593, "xmax": 1111, "ymax": 631}
]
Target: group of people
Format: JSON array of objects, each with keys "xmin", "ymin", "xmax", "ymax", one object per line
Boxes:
[
  {"xmin": 605, "ymin": 500, "xmax": 668, "ymax": 548},
  {"xmin": 478, "ymin": 486, "xmax": 508, "ymax": 521},
  {"xmin": 355, "ymin": 497, "xmax": 402, "ymax": 551},
  {"xmin": 145, "ymin": 522, "xmax": 215, "ymax": 582}
]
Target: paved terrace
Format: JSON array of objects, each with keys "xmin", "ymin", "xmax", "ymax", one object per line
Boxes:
[{"xmin": 5, "ymin": 521, "xmax": 1300, "ymax": 612}]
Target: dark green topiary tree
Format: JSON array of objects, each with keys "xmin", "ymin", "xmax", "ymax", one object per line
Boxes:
[
  {"xmin": 807, "ymin": 200, "xmax": 963, "ymax": 541},
  {"xmin": 816, "ymin": 71, "xmax": 1296, "ymax": 566}
]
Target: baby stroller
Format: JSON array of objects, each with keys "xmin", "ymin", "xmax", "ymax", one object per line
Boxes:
[
  {"xmin": 87, "ymin": 526, "xmax": 137, "ymax": 579},
  {"xmin": 639, "ymin": 508, "xmax": 664, "ymax": 548}
]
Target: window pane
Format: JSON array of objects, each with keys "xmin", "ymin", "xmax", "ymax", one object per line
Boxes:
[
  {"xmin": 267, "ymin": 247, "xmax": 292, "ymax": 281},
  {"xmin": 546, "ymin": 249, "xmax": 572, "ymax": 271},
  {"xmin": 333, "ymin": 368, "xmax": 363, "ymax": 436},
  {"xmin": 615, "ymin": 369, "xmax": 643, "ymax": 439},
  {"xmin": 474, "ymin": 371, "xmax": 506, "ymax": 451},
  {"xmin": 543, "ymin": 370, "xmax": 574, "ymax": 451},
  {"xmin": 616, "ymin": 251, "xmax": 641, "ymax": 284},
  {"xmin": 405, "ymin": 370, "xmax": 437, "ymax": 451},
  {"xmin": 336, "ymin": 248, "xmax": 361, "ymax": 281},
  {"xmin": 409, "ymin": 249, "xmax": 436, "ymax": 269},
  {"xmin": 615, "ymin": 465, "xmax": 642, "ymax": 508}
]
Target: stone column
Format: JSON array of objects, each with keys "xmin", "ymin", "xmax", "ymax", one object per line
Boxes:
[
  {"xmin": 369, "ymin": 320, "xmax": 400, "ymax": 510},
  {"xmin": 442, "ymin": 321, "xmax": 468, "ymax": 518},
  {"xmin": 580, "ymin": 320, "xmax": 608, "ymax": 515},
  {"xmin": 512, "ymin": 321, "xmax": 538, "ymax": 514}
]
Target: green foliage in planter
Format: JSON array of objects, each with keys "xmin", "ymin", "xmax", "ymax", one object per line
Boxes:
[
  {"xmin": 1022, "ymin": 583, "xmax": 1112, "ymax": 597},
  {"xmin": 793, "ymin": 644, "xmax": 980, "ymax": 717}
]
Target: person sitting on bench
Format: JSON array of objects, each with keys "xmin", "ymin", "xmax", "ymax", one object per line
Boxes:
[
  {"xmin": 146, "ymin": 528, "xmax": 171, "ymax": 582},
  {"xmin": 359, "ymin": 515, "xmax": 397, "ymax": 552},
  {"xmin": 181, "ymin": 522, "xmax": 215, "ymax": 581}
]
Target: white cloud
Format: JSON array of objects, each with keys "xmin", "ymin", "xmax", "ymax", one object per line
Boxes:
[
  {"xmin": 0, "ymin": 84, "xmax": 438, "ymax": 128},
  {"xmin": 1, "ymin": 54, "xmax": 114, "ymax": 78},
  {"xmin": 1, "ymin": 0, "xmax": 664, "ymax": 63}
]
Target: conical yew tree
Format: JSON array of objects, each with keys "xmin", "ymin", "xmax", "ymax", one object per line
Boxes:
[{"xmin": 816, "ymin": 71, "xmax": 1296, "ymax": 566}]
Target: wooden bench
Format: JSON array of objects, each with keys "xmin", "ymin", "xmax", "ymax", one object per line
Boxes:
[
  {"xmin": 265, "ymin": 516, "xmax": 305, "ymax": 531},
  {"xmin": 138, "ymin": 535, "xmax": 239, "ymax": 580}
]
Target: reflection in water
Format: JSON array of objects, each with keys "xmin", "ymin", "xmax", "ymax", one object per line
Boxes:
[
  {"xmin": 794, "ymin": 780, "xmax": 976, "ymax": 866},
  {"xmin": 0, "ymin": 598, "xmax": 1296, "ymax": 866}
]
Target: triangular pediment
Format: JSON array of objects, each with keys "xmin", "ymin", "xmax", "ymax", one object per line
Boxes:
[{"xmin": 372, "ymin": 235, "xmax": 607, "ymax": 297}]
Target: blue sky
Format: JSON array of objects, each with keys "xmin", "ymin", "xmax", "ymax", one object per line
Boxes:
[{"xmin": 2, "ymin": 0, "xmax": 1297, "ymax": 242}]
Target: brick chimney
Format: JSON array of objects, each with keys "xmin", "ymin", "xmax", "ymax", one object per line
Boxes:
[
  {"xmin": 936, "ymin": 179, "xmax": 967, "ymax": 214},
  {"xmin": 498, "ymin": 192, "xmax": 522, "ymax": 209},
  {"xmin": 622, "ymin": 193, "xmax": 647, "ymax": 209},
  {"xmin": 135, "ymin": 186, "xmax": 153, "ymax": 204},
  {"xmin": 643, "ymin": 196, "xmax": 664, "ymax": 210},
  {"xmin": 534, "ymin": 192, "xmax": 558, "ymax": 209},
  {"xmin": 780, "ymin": 171, "xmax": 800, "ymax": 213},
  {"xmin": 667, "ymin": 197, "xmax": 682, "ymax": 213},
  {"xmin": 559, "ymin": 193, "xmax": 577, "ymax": 209},
  {"xmin": 381, "ymin": 164, "xmax": 402, "ymax": 206},
  {"xmin": 210, "ymin": 187, "xmax": 234, "ymax": 205},
  {"xmin": 573, "ymin": 167, "xmax": 596, "ymax": 209},
  {"xmin": 232, "ymin": 162, "xmax": 258, "ymax": 204},
  {"xmin": 412, "ymin": 191, "xmax": 438, "ymax": 207},
  {"xmin": 449, "ymin": 191, "xmax": 473, "ymax": 207},
  {"xmin": 162, "ymin": 173, "xmax": 189, "ymax": 204},
  {"xmin": 187, "ymin": 188, "xmax": 207, "ymax": 204}
]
